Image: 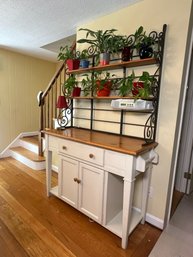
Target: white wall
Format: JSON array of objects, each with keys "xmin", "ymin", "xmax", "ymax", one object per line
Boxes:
[{"xmin": 76, "ymin": 0, "xmax": 192, "ymax": 222}]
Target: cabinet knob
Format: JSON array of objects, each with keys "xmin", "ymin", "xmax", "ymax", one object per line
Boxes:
[
  {"xmin": 73, "ymin": 177, "xmax": 81, "ymax": 184},
  {"xmin": 62, "ymin": 146, "xmax": 67, "ymax": 150},
  {"xmin": 89, "ymin": 153, "xmax": 94, "ymax": 159},
  {"xmin": 76, "ymin": 178, "xmax": 81, "ymax": 184}
]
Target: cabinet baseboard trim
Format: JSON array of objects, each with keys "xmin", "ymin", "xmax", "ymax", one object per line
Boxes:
[
  {"xmin": 52, "ymin": 165, "xmax": 58, "ymax": 173},
  {"xmin": 145, "ymin": 213, "xmax": 164, "ymax": 229},
  {"xmin": 132, "ymin": 207, "xmax": 164, "ymax": 229}
]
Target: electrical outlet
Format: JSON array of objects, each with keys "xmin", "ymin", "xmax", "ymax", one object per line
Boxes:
[{"xmin": 148, "ymin": 186, "xmax": 153, "ymax": 198}]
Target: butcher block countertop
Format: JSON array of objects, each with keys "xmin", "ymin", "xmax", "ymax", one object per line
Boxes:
[{"xmin": 43, "ymin": 128, "xmax": 158, "ymax": 156}]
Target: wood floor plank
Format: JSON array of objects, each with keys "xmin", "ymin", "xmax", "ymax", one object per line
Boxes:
[
  {"xmin": 0, "ymin": 158, "xmax": 161, "ymax": 257},
  {"xmin": 0, "ymin": 185, "xmax": 75, "ymax": 257},
  {"xmin": 0, "ymin": 219, "xmax": 29, "ymax": 257}
]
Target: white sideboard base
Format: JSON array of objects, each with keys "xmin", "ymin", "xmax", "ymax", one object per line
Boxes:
[{"xmin": 44, "ymin": 129, "xmax": 158, "ymax": 249}]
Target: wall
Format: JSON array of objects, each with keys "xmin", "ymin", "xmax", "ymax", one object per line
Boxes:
[
  {"xmin": 76, "ymin": 0, "xmax": 192, "ymax": 224},
  {"xmin": 0, "ymin": 49, "xmax": 56, "ymax": 152}
]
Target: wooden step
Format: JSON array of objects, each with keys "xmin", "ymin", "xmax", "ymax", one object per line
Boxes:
[
  {"xmin": 21, "ymin": 136, "xmax": 39, "ymax": 146},
  {"xmin": 11, "ymin": 147, "xmax": 45, "ymax": 162}
]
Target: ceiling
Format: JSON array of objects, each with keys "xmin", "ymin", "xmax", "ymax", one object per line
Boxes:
[{"xmin": 0, "ymin": 0, "xmax": 141, "ymax": 62}]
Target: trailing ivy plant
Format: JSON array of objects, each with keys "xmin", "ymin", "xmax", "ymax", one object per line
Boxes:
[
  {"xmin": 136, "ymin": 71, "xmax": 154, "ymax": 98},
  {"xmin": 119, "ymin": 71, "xmax": 135, "ymax": 97}
]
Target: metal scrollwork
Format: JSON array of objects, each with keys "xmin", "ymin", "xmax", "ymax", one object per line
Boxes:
[
  {"xmin": 126, "ymin": 34, "xmax": 136, "ymax": 47},
  {"xmin": 151, "ymin": 77, "xmax": 159, "ymax": 99},
  {"xmin": 87, "ymin": 45, "xmax": 97, "ymax": 56},
  {"xmin": 57, "ymin": 100, "xmax": 72, "ymax": 129},
  {"xmin": 144, "ymin": 112, "xmax": 155, "ymax": 142}
]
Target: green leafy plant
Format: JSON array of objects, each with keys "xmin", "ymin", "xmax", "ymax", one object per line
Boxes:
[
  {"xmin": 62, "ymin": 75, "xmax": 78, "ymax": 97},
  {"xmin": 79, "ymin": 49, "xmax": 89, "ymax": 59},
  {"xmin": 57, "ymin": 45, "xmax": 77, "ymax": 61},
  {"xmin": 81, "ymin": 74, "xmax": 92, "ymax": 96},
  {"xmin": 81, "ymin": 71, "xmax": 116, "ymax": 96},
  {"xmin": 134, "ymin": 26, "xmax": 156, "ymax": 50},
  {"xmin": 77, "ymin": 28, "xmax": 122, "ymax": 54},
  {"xmin": 134, "ymin": 71, "xmax": 154, "ymax": 98},
  {"xmin": 119, "ymin": 71, "xmax": 135, "ymax": 97},
  {"xmin": 93, "ymin": 71, "xmax": 116, "ymax": 88}
]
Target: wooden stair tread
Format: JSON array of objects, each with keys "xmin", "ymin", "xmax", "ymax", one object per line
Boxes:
[
  {"xmin": 21, "ymin": 136, "xmax": 38, "ymax": 146},
  {"xmin": 11, "ymin": 147, "xmax": 45, "ymax": 162}
]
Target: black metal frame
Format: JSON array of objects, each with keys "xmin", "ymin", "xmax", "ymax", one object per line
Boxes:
[{"xmin": 62, "ymin": 24, "xmax": 167, "ymax": 143}]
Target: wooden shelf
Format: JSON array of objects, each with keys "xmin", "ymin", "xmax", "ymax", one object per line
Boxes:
[
  {"xmin": 70, "ymin": 96, "xmax": 155, "ymax": 100},
  {"xmin": 67, "ymin": 58, "xmax": 158, "ymax": 75}
]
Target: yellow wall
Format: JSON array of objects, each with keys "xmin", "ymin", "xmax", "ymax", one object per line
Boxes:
[
  {"xmin": 0, "ymin": 49, "xmax": 56, "ymax": 151},
  {"xmin": 77, "ymin": 0, "xmax": 192, "ymax": 221}
]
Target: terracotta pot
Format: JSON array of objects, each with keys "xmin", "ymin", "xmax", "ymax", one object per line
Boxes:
[
  {"xmin": 96, "ymin": 80, "xmax": 111, "ymax": 97},
  {"xmin": 72, "ymin": 87, "xmax": 81, "ymax": 97},
  {"xmin": 132, "ymin": 82, "xmax": 144, "ymax": 96},
  {"xmin": 66, "ymin": 59, "xmax": 80, "ymax": 70}
]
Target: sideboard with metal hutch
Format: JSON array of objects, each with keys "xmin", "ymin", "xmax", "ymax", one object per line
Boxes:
[{"xmin": 44, "ymin": 25, "xmax": 166, "ymax": 249}]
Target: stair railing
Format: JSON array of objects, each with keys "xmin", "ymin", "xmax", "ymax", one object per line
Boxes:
[{"xmin": 38, "ymin": 62, "xmax": 66, "ymax": 156}]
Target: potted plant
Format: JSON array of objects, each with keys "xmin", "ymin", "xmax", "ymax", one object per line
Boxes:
[
  {"xmin": 62, "ymin": 75, "xmax": 81, "ymax": 97},
  {"xmin": 79, "ymin": 49, "xmax": 90, "ymax": 68},
  {"xmin": 134, "ymin": 26, "xmax": 156, "ymax": 59},
  {"xmin": 93, "ymin": 71, "xmax": 116, "ymax": 97},
  {"xmin": 57, "ymin": 45, "xmax": 80, "ymax": 71},
  {"xmin": 77, "ymin": 28, "xmax": 122, "ymax": 66},
  {"xmin": 132, "ymin": 71, "xmax": 154, "ymax": 98},
  {"xmin": 118, "ymin": 35, "xmax": 133, "ymax": 62},
  {"xmin": 118, "ymin": 71, "xmax": 135, "ymax": 96}
]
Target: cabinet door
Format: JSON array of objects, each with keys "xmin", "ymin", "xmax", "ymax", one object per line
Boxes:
[
  {"xmin": 78, "ymin": 163, "xmax": 104, "ymax": 223},
  {"xmin": 59, "ymin": 156, "xmax": 79, "ymax": 208}
]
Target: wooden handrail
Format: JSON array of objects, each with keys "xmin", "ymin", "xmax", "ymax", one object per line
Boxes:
[{"xmin": 42, "ymin": 62, "xmax": 65, "ymax": 99}]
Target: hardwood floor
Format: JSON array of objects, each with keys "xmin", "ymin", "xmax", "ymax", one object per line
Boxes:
[{"xmin": 0, "ymin": 157, "xmax": 161, "ymax": 257}]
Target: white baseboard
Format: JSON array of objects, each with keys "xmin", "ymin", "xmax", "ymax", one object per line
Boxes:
[
  {"xmin": 133, "ymin": 206, "xmax": 164, "ymax": 230},
  {"xmin": 52, "ymin": 165, "xmax": 58, "ymax": 173},
  {"xmin": 0, "ymin": 131, "xmax": 39, "ymax": 158},
  {"xmin": 145, "ymin": 212, "xmax": 164, "ymax": 229}
]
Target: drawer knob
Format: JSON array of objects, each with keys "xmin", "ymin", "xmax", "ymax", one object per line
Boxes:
[
  {"xmin": 74, "ymin": 178, "xmax": 81, "ymax": 184},
  {"xmin": 89, "ymin": 153, "xmax": 94, "ymax": 159},
  {"xmin": 76, "ymin": 178, "xmax": 81, "ymax": 184},
  {"xmin": 62, "ymin": 146, "xmax": 67, "ymax": 150}
]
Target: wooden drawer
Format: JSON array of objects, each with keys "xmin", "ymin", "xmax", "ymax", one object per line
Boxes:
[
  {"xmin": 104, "ymin": 150, "xmax": 133, "ymax": 177},
  {"xmin": 59, "ymin": 139, "xmax": 104, "ymax": 166}
]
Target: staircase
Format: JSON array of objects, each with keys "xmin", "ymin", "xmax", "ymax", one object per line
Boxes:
[
  {"xmin": 1, "ymin": 134, "xmax": 46, "ymax": 171},
  {"xmin": 0, "ymin": 61, "xmax": 67, "ymax": 170},
  {"xmin": 0, "ymin": 48, "xmax": 71, "ymax": 168}
]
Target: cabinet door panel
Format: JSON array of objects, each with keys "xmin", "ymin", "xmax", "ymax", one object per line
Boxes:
[
  {"xmin": 79, "ymin": 163, "xmax": 104, "ymax": 223},
  {"xmin": 59, "ymin": 156, "xmax": 78, "ymax": 208}
]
